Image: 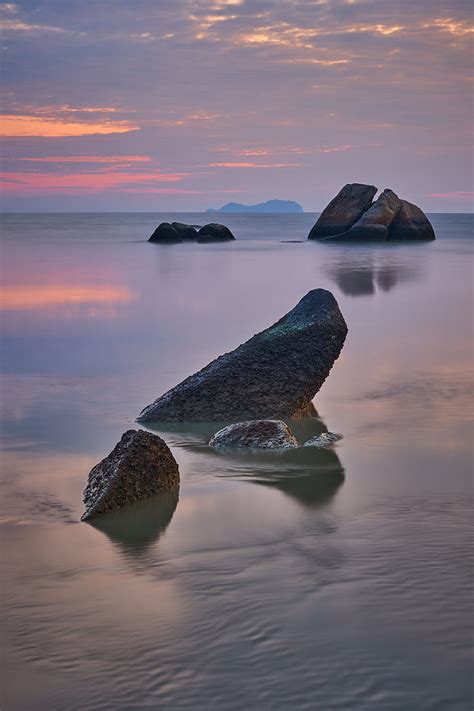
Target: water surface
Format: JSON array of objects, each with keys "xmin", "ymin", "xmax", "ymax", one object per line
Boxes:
[{"xmin": 1, "ymin": 213, "xmax": 473, "ymax": 710}]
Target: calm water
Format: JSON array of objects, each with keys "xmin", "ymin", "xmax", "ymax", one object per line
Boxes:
[{"xmin": 1, "ymin": 213, "xmax": 473, "ymax": 710}]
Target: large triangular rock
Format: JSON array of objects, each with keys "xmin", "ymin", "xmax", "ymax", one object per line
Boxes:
[
  {"xmin": 308, "ymin": 183, "xmax": 377, "ymax": 239},
  {"xmin": 138, "ymin": 289, "xmax": 347, "ymax": 422},
  {"xmin": 81, "ymin": 430, "xmax": 179, "ymax": 521}
]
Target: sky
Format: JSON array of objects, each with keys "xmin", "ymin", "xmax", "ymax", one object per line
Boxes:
[{"xmin": 0, "ymin": 0, "xmax": 473, "ymax": 212}]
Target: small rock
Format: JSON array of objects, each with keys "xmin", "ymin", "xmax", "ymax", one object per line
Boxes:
[
  {"xmin": 197, "ymin": 223, "xmax": 235, "ymax": 242},
  {"xmin": 303, "ymin": 432, "xmax": 343, "ymax": 448},
  {"xmin": 81, "ymin": 429, "xmax": 179, "ymax": 521},
  {"xmin": 148, "ymin": 223, "xmax": 182, "ymax": 243},
  {"xmin": 209, "ymin": 420, "xmax": 298, "ymax": 450}
]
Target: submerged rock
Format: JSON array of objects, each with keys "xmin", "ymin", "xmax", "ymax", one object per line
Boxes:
[
  {"xmin": 303, "ymin": 432, "xmax": 343, "ymax": 448},
  {"xmin": 209, "ymin": 420, "xmax": 298, "ymax": 450},
  {"xmin": 171, "ymin": 222, "xmax": 198, "ymax": 240},
  {"xmin": 388, "ymin": 200, "xmax": 435, "ymax": 241},
  {"xmin": 197, "ymin": 223, "xmax": 235, "ymax": 242},
  {"xmin": 81, "ymin": 429, "xmax": 179, "ymax": 521},
  {"xmin": 324, "ymin": 189, "xmax": 401, "ymax": 242},
  {"xmin": 138, "ymin": 288, "xmax": 347, "ymax": 422},
  {"xmin": 308, "ymin": 183, "xmax": 377, "ymax": 239},
  {"xmin": 148, "ymin": 223, "xmax": 182, "ymax": 243}
]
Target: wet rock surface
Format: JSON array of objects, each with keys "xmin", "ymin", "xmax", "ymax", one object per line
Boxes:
[
  {"xmin": 209, "ymin": 420, "xmax": 298, "ymax": 450},
  {"xmin": 148, "ymin": 223, "xmax": 182, "ymax": 243},
  {"xmin": 303, "ymin": 432, "xmax": 343, "ymax": 448},
  {"xmin": 197, "ymin": 223, "xmax": 235, "ymax": 242},
  {"xmin": 81, "ymin": 429, "xmax": 179, "ymax": 521},
  {"xmin": 308, "ymin": 183, "xmax": 377, "ymax": 239},
  {"xmin": 138, "ymin": 288, "xmax": 347, "ymax": 422}
]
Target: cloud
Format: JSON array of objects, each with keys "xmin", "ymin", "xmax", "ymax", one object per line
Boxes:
[
  {"xmin": 15, "ymin": 155, "xmax": 151, "ymax": 164},
  {"xmin": 0, "ymin": 115, "xmax": 139, "ymax": 137},
  {"xmin": 206, "ymin": 162, "xmax": 303, "ymax": 168},
  {"xmin": 0, "ymin": 284, "xmax": 134, "ymax": 310},
  {"xmin": 0, "ymin": 169, "xmax": 187, "ymax": 193},
  {"xmin": 426, "ymin": 191, "xmax": 474, "ymax": 200}
]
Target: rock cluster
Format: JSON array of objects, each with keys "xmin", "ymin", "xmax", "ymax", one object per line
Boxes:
[
  {"xmin": 308, "ymin": 184, "xmax": 435, "ymax": 241},
  {"xmin": 148, "ymin": 222, "xmax": 235, "ymax": 243},
  {"xmin": 137, "ymin": 288, "xmax": 347, "ymax": 422},
  {"xmin": 81, "ymin": 429, "xmax": 179, "ymax": 521}
]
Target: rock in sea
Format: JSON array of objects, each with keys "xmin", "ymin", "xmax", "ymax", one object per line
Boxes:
[
  {"xmin": 148, "ymin": 223, "xmax": 182, "ymax": 243},
  {"xmin": 137, "ymin": 288, "xmax": 347, "ymax": 422},
  {"xmin": 308, "ymin": 183, "xmax": 377, "ymax": 239},
  {"xmin": 197, "ymin": 223, "xmax": 235, "ymax": 242},
  {"xmin": 81, "ymin": 429, "xmax": 179, "ymax": 521},
  {"xmin": 308, "ymin": 184, "xmax": 435, "ymax": 241},
  {"xmin": 323, "ymin": 189, "xmax": 401, "ymax": 242},
  {"xmin": 209, "ymin": 420, "xmax": 298, "ymax": 450},
  {"xmin": 171, "ymin": 222, "xmax": 198, "ymax": 240},
  {"xmin": 303, "ymin": 432, "xmax": 343, "ymax": 448},
  {"xmin": 388, "ymin": 199, "xmax": 435, "ymax": 241}
]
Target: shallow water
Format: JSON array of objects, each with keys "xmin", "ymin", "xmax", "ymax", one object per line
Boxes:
[{"xmin": 1, "ymin": 212, "xmax": 473, "ymax": 710}]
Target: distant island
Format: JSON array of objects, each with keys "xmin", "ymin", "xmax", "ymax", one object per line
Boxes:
[{"xmin": 206, "ymin": 199, "xmax": 304, "ymax": 214}]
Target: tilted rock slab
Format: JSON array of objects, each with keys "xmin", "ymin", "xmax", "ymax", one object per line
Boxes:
[
  {"xmin": 81, "ymin": 429, "xmax": 179, "ymax": 521},
  {"xmin": 308, "ymin": 183, "xmax": 377, "ymax": 239},
  {"xmin": 323, "ymin": 189, "xmax": 401, "ymax": 242},
  {"xmin": 138, "ymin": 289, "xmax": 347, "ymax": 422},
  {"xmin": 209, "ymin": 420, "xmax": 298, "ymax": 450}
]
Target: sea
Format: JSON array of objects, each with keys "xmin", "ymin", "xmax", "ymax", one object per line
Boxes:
[{"xmin": 1, "ymin": 212, "xmax": 473, "ymax": 710}]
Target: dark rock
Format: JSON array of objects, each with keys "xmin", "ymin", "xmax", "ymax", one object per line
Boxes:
[
  {"xmin": 303, "ymin": 432, "xmax": 343, "ymax": 448},
  {"xmin": 388, "ymin": 200, "xmax": 435, "ymax": 241},
  {"xmin": 323, "ymin": 189, "xmax": 401, "ymax": 242},
  {"xmin": 209, "ymin": 420, "xmax": 298, "ymax": 450},
  {"xmin": 81, "ymin": 429, "xmax": 179, "ymax": 521},
  {"xmin": 197, "ymin": 223, "xmax": 235, "ymax": 242},
  {"xmin": 137, "ymin": 289, "xmax": 347, "ymax": 422},
  {"xmin": 308, "ymin": 183, "xmax": 377, "ymax": 239},
  {"xmin": 171, "ymin": 222, "xmax": 198, "ymax": 240},
  {"xmin": 148, "ymin": 223, "xmax": 182, "ymax": 243}
]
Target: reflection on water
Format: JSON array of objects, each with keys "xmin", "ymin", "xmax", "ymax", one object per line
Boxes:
[
  {"xmin": 88, "ymin": 490, "xmax": 179, "ymax": 556},
  {"xmin": 324, "ymin": 248, "xmax": 422, "ymax": 296},
  {"xmin": 1, "ymin": 212, "xmax": 473, "ymax": 711}
]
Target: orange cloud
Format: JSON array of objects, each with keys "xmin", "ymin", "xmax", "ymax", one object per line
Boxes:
[
  {"xmin": 0, "ymin": 114, "xmax": 139, "ymax": 137},
  {"xmin": 0, "ymin": 169, "xmax": 187, "ymax": 193},
  {"xmin": 0, "ymin": 284, "xmax": 134, "ymax": 310}
]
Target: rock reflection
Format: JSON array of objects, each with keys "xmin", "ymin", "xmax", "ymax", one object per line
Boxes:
[
  {"xmin": 148, "ymin": 417, "xmax": 344, "ymax": 509},
  {"xmin": 325, "ymin": 252, "xmax": 422, "ymax": 297},
  {"xmin": 87, "ymin": 489, "xmax": 179, "ymax": 556}
]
